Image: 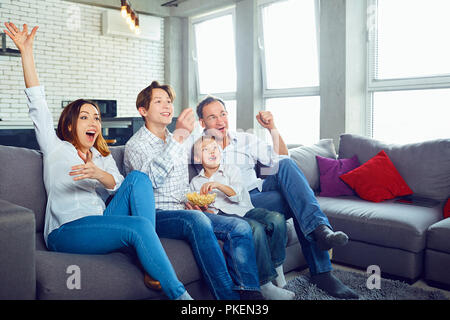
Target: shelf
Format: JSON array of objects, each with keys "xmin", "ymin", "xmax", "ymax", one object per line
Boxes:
[{"xmin": 1, "ymin": 33, "xmax": 20, "ymax": 57}]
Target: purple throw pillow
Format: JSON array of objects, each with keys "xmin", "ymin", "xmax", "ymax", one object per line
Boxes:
[{"xmin": 316, "ymin": 155, "xmax": 360, "ymax": 197}]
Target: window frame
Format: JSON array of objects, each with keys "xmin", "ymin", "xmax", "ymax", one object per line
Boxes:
[
  {"xmin": 367, "ymin": 0, "xmax": 450, "ymax": 138},
  {"xmin": 190, "ymin": 6, "xmax": 237, "ymax": 104},
  {"xmin": 258, "ymin": 0, "xmax": 321, "ymax": 100},
  {"xmin": 257, "ymin": 0, "xmax": 321, "ymax": 145}
]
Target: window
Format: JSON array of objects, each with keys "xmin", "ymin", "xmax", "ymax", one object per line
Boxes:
[
  {"xmin": 373, "ymin": 89, "xmax": 450, "ymax": 144},
  {"xmin": 265, "ymin": 96, "xmax": 320, "ymax": 146},
  {"xmin": 368, "ymin": 0, "xmax": 450, "ymax": 143},
  {"xmin": 192, "ymin": 9, "xmax": 237, "ymax": 129},
  {"xmin": 261, "ymin": 0, "xmax": 319, "ymax": 89},
  {"xmin": 259, "ymin": 0, "xmax": 320, "ymax": 145},
  {"xmin": 223, "ymin": 100, "xmax": 237, "ymax": 132},
  {"xmin": 375, "ymin": 0, "xmax": 450, "ymax": 80}
]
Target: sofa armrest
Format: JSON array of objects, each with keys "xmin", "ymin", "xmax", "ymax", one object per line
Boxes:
[{"xmin": 0, "ymin": 199, "xmax": 36, "ymax": 299}]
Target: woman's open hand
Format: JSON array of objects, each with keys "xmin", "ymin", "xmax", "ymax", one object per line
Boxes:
[
  {"xmin": 70, "ymin": 150, "xmax": 117, "ymax": 189},
  {"xmin": 3, "ymin": 22, "xmax": 38, "ymax": 53},
  {"xmin": 70, "ymin": 150, "xmax": 102, "ymax": 182}
]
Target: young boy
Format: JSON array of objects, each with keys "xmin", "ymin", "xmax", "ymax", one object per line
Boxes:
[{"xmin": 190, "ymin": 135, "xmax": 296, "ymax": 300}]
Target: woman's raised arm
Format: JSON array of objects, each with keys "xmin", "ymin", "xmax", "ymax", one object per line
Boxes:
[{"xmin": 3, "ymin": 22, "xmax": 39, "ymax": 88}]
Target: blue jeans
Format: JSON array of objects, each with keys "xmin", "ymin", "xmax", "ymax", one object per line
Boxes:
[
  {"xmin": 47, "ymin": 171, "xmax": 186, "ymax": 300},
  {"xmin": 155, "ymin": 209, "xmax": 260, "ymax": 299},
  {"xmin": 250, "ymin": 158, "xmax": 333, "ymax": 275},
  {"xmin": 220, "ymin": 208, "xmax": 287, "ymax": 285}
]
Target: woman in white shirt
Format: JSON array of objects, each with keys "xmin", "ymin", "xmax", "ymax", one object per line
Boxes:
[{"xmin": 4, "ymin": 22, "xmax": 191, "ymax": 300}]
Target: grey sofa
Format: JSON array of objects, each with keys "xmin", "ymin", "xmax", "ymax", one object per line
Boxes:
[
  {"xmin": 1, "ymin": 133, "xmax": 449, "ymax": 299},
  {"xmin": 288, "ymin": 134, "xmax": 450, "ymax": 288},
  {"xmin": 0, "ymin": 144, "xmax": 306, "ymax": 300}
]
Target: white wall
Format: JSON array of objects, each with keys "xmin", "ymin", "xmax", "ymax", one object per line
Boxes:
[{"xmin": 0, "ymin": 0, "xmax": 164, "ymax": 123}]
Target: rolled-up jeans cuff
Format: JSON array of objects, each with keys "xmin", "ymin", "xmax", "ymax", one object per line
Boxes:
[
  {"xmin": 235, "ymin": 286, "xmax": 261, "ymax": 292},
  {"xmin": 259, "ymin": 273, "xmax": 278, "ymax": 286}
]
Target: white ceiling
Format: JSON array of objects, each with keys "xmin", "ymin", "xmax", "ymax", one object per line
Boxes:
[{"xmin": 66, "ymin": 0, "xmax": 240, "ymax": 18}]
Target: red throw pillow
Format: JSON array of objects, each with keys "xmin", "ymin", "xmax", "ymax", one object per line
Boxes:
[
  {"xmin": 444, "ymin": 198, "xmax": 450, "ymax": 219},
  {"xmin": 339, "ymin": 150, "xmax": 413, "ymax": 203}
]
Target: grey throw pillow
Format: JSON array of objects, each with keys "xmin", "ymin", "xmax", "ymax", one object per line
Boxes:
[
  {"xmin": 288, "ymin": 139, "xmax": 337, "ymax": 191},
  {"xmin": 338, "ymin": 134, "xmax": 450, "ymax": 201}
]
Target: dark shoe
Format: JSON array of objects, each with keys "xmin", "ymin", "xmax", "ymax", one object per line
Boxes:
[
  {"xmin": 311, "ymin": 272, "xmax": 359, "ymax": 299},
  {"xmin": 144, "ymin": 273, "xmax": 162, "ymax": 290},
  {"xmin": 239, "ymin": 290, "xmax": 265, "ymax": 300}
]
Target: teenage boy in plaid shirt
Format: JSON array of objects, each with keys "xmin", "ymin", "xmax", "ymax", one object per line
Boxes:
[{"xmin": 124, "ymin": 81, "xmax": 263, "ymax": 300}]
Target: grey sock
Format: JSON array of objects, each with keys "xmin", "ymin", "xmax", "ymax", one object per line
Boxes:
[
  {"xmin": 311, "ymin": 271, "xmax": 359, "ymax": 299},
  {"xmin": 312, "ymin": 225, "xmax": 348, "ymax": 251}
]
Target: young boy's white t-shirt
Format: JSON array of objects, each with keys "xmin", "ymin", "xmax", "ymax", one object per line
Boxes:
[{"xmin": 189, "ymin": 164, "xmax": 254, "ymax": 217}]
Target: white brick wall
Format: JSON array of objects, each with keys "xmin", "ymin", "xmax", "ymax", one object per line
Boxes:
[{"xmin": 0, "ymin": 0, "xmax": 165, "ymax": 122}]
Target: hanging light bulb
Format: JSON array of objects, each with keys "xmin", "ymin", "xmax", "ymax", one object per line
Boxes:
[
  {"xmin": 120, "ymin": 0, "xmax": 127, "ymax": 18},
  {"xmin": 134, "ymin": 17, "xmax": 140, "ymax": 34},
  {"xmin": 120, "ymin": 0, "xmax": 140, "ymax": 34},
  {"xmin": 130, "ymin": 11, "xmax": 136, "ymax": 31},
  {"xmin": 126, "ymin": 6, "xmax": 132, "ymax": 24},
  {"xmin": 130, "ymin": 11, "xmax": 136, "ymax": 30}
]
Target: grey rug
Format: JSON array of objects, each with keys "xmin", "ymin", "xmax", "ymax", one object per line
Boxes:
[{"xmin": 285, "ymin": 269, "xmax": 448, "ymax": 300}]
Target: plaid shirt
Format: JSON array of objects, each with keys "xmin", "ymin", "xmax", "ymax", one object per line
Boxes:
[{"xmin": 124, "ymin": 125, "xmax": 190, "ymax": 210}]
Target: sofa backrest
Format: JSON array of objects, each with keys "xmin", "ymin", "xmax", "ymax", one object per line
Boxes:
[
  {"xmin": 109, "ymin": 146, "xmax": 125, "ymax": 177},
  {"xmin": 288, "ymin": 139, "xmax": 337, "ymax": 191},
  {"xmin": 0, "ymin": 144, "xmax": 198, "ymax": 233},
  {"xmin": 0, "ymin": 145, "xmax": 47, "ymax": 232},
  {"xmin": 338, "ymin": 134, "xmax": 450, "ymax": 201}
]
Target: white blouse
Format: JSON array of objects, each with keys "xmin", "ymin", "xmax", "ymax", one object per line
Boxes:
[{"xmin": 24, "ymin": 86, "xmax": 124, "ymax": 245}]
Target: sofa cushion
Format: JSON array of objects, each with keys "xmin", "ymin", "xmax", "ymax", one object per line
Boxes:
[
  {"xmin": 316, "ymin": 154, "xmax": 360, "ymax": 197},
  {"xmin": 35, "ymin": 237, "xmax": 203, "ymax": 300},
  {"xmin": 288, "ymin": 139, "xmax": 337, "ymax": 191},
  {"xmin": 338, "ymin": 134, "xmax": 450, "ymax": 201},
  {"xmin": 317, "ymin": 196, "xmax": 443, "ymax": 253},
  {"xmin": 427, "ymin": 218, "xmax": 450, "ymax": 254},
  {"xmin": 339, "ymin": 150, "xmax": 413, "ymax": 202},
  {"xmin": 0, "ymin": 145, "xmax": 47, "ymax": 233},
  {"xmin": 36, "ymin": 250, "xmax": 156, "ymax": 300}
]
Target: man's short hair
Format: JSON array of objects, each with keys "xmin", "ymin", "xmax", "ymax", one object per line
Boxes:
[
  {"xmin": 136, "ymin": 81, "xmax": 175, "ymax": 119},
  {"xmin": 196, "ymin": 95, "xmax": 226, "ymax": 119}
]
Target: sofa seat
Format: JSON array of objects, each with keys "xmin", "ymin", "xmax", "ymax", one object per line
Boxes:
[
  {"xmin": 314, "ymin": 196, "xmax": 445, "ymax": 282},
  {"xmin": 425, "ymin": 219, "xmax": 450, "ymax": 289},
  {"xmin": 427, "ymin": 218, "xmax": 450, "ymax": 254},
  {"xmin": 34, "ymin": 226, "xmax": 307, "ymax": 300},
  {"xmin": 317, "ymin": 196, "xmax": 443, "ymax": 253},
  {"xmin": 34, "ymin": 233, "xmax": 208, "ymax": 300}
]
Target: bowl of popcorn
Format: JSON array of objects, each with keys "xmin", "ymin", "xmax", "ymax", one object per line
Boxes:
[{"xmin": 186, "ymin": 192, "xmax": 216, "ymax": 207}]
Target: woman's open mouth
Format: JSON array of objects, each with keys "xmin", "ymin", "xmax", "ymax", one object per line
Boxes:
[{"xmin": 86, "ymin": 130, "xmax": 97, "ymax": 142}]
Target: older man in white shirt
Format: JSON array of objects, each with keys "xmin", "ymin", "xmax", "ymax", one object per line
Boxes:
[{"xmin": 196, "ymin": 96, "xmax": 359, "ymax": 299}]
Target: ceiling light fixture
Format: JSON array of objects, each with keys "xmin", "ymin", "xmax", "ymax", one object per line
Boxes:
[
  {"xmin": 161, "ymin": 0, "xmax": 188, "ymax": 7},
  {"xmin": 119, "ymin": 0, "xmax": 140, "ymax": 34}
]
